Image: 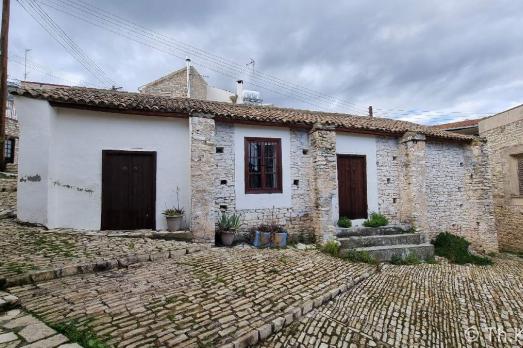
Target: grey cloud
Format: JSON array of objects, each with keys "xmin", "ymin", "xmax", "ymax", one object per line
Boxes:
[{"xmin": 6, "ymin": 0, "xmax": 523, "ymax": 123}]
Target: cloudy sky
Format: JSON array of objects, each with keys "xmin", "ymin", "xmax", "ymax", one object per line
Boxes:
[{"xmin": 6, "ymin": 0, "xmax": 523, "ymax": 124}]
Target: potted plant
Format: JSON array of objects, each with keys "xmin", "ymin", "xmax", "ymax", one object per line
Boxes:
[
  {"xmin": 164, "ymin": 186, "xmax": 184, "ymax": 232},
  {"xmin": 253, "ymin": 223, "xmax": 288, "ymax": 248},
  {"xmin": 218, "ymin": 212, "xmax": 242, "ymax": 246},
  {"xmin": 163, "ymin": 207, "xmax": 184, "ymax": 232}
]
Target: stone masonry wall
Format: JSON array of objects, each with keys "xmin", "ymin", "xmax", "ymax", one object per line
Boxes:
[
  {"xmin": 481, "ymin": 116, "xmax": 523, "ymax": 253},
  {"xmin": 190, "ymin": 115, "xmax": 216, "ymax": 242},
  {"xmin": 389, "ymin": 132, "xmax": 497, "ymax": 252},
  {"xmin": 213, "ymin": 122, "xmax": 315, "ymax": 241},
  {"xmin": 376, "ymin": 136, "xmax": 401, "ymax": 224},
  {"xmin": 141, "ymin": 66, "xmax": 207, "ymax": 100}
]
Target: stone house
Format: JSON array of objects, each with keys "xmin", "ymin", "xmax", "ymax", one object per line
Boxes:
[
  {"xmin": 139, "ymin": 62, "xmax": 263, "ymax": 105},
  {"xmin": 12, "ymin": 86, "xmax": 498, "ymax": 252},
  {"xmin": 479, "ymin": 104, "xmax": 523, "ymax": 253}
]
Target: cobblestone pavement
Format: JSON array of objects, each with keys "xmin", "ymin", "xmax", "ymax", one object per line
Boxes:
[
  {"xmin": 0, "ymin": 217, "xmax": 201, "ymax": 281},
  {"xmin": 0, "ymin": 308, "xmax": 81, "ymax": 348},
  {"xmin": 261, "ymin": 255, "xmax": 523, "ymax": 348},
  {"xmin": 7, "ymin": 248, "xmax": 374, "ymax": 347}
]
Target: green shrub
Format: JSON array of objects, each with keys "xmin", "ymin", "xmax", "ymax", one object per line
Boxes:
[
  {"xmin": 390, "ymin": 253, "xmax": 421, "ymax": 265},
  {"xmin": 344, "ymin": 250, "xmax": 377, "ymax": 264},
  {"xmin": 337, "ymin": 216, "xmax": 352, "ymax": 228},
  {"xmin": 362, "ymin": 212, "xmax": 389, "ymax": 228},
  {"xmin": 320, "ymin": 240, "xmax": 340, "ymax": 257},
  {"xmin": 433, "ymin": 232, "xmax": 493, "ymax": 265}
]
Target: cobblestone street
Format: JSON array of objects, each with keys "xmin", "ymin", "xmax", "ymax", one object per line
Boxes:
[
  {"xmin": 261, "ymin": 255, "xmax": 523, "ymax": 348},
  {"xmin": 1, "ymin": 185, "xmax": 523, "ymax": 347}
]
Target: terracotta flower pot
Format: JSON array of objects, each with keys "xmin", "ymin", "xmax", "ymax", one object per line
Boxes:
[{"xmin": 221, "ymin": 231, "xmax": 235, "ymax": 246}]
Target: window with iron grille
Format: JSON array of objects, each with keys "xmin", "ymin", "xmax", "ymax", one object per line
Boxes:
[
  {"xmin": 4, "ymin": 138, "xmax": 15, "ymax": 164},
  {"xmin": 244, "ymin": 137, "xmax": 282, "ymax": 193}
]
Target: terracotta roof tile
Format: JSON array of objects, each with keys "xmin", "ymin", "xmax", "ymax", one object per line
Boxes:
[
  {"xmin": 12, "ymin": 86, "xmax": 475, "ymax": 142},
  {"xmin": 431, "ymin": 118, "xmax": 483, "ymax": 130}
]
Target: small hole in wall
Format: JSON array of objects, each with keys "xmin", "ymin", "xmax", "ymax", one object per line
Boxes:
[
  {"xmin": 457, "ymin": 187, "xmax": 461, "ymax": 192},
  {"xmin": 216, "ymin": 147, "xmax": 224, "ymax": 153},
  {"xmin": 392, "ymin": 156, "xmax": 397, "ymax": 161},
  {"xmin": 386, "ymin": 178, "xmax": 391, "ymax": 184},
  {"xmin": 459, "ymin": 204, "xmax": 463, "ymax": 208},
  {"xmin": 393, "ymin": 198, "xmax": 397, "ymax": 203},
  {"xmin": 219, "ymin": 205, "xmax": 227, "ymax": 211},
  {"xmin": 293, "ymin": 179, "xmax": 299, "ymax": 186},
  {"xmin": 459, "ymin": 162, "xmax": 464, "ymax": 167},
  {"xmin": 476, "ymin": 221, "xmax": 480, "ymax": 227},
  {"xmin": 302, "ymin": 149, "xmax": 309, "ymax": 155},
  {"xmin": 470, "ymin": 174, "xmax": 473, "ymax": 179},
  {"xmin": 220, "ymin": 180, "xmax": 227, "ymax": 185}
]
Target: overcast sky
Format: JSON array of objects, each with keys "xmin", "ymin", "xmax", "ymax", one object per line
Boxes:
[{"xmin": 6, "ymin": 0, "xmax": 523, "ymax": 124}]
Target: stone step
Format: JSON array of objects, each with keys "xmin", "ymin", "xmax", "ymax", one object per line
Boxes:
[
  {"xmin": 338, "ymin": 233, "xmax": 425, "ymax": 249},
  {"xmin": 341, "ymin": 243, "xmax": 435, "ymax": 262},
  {"xmin": 336, "ymin": 224, "xmax": 412, "ymax": 237}
]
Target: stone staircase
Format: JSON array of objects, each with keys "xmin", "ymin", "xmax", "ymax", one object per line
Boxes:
[{"xmin": 336, "ymin": 225, "xmax": 434, "ymax": 262}]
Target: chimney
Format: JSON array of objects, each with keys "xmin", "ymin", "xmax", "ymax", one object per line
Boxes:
[
  {"xmin": 368, "ymin": 105, "xmax": 373, "ymax": 117},
  {"xmin": 236, "ymin": 80, "xmax": 244, "ymax": 104},
  {"xmin": 186, "ymin": 57, "xmax": 191, "ymax": 98}
]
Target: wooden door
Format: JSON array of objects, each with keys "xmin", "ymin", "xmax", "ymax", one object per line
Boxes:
[
  {"xmin": 101, "ymin": 150, "xmax": 156, "ymax": 230},
  {"xmin": 337, "ymin": 155, "xmax": 368, "ymax": 219}
]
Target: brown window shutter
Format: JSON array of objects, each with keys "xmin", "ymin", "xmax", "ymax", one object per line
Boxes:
[{"xmin": 519, "ymin": 157, "xmax": 523, "ymax": 195}]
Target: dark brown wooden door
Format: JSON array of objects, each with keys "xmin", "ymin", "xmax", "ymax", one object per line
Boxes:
[
  {"xmin": 101, "ymin": 150, "xmax": 156, "ymax": 230},
  {"xmin": 337, "ymin": 155, "xmax": 368, "ymax": 219}
]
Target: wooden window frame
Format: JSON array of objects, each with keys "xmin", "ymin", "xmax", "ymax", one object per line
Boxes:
[{"xmin": 244, "ymin": 137, "xmax": 283, "ymax": 194}]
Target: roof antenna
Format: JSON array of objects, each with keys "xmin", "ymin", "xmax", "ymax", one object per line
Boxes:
[
  {"xmin": 246, "ymin": 58, "xmax": 255, "ymax": 74},
  {"xmin": 368, "ymin": 105, "xmax": 373, "ymax": 117}
]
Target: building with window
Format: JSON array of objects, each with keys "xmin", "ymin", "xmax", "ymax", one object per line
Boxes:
[
  {"xmin": 4, "ymin": 81, "xmax": 20, "ymax": 172},
  {"xmin": 12, "ymin": 85, "xmax": 498, "ymax": 253},
  {"xmin": 479, "ymin": 104, "xmax": 523, "ymax": 253}
]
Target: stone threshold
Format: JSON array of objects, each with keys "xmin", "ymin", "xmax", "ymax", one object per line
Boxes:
[
  {"xmin": 221, "ymin": 270, "xmax": 376, "ymax": 348},
  {"xmin": 0, "ymin": 245, "xmax": 208, "ymax": 290}
]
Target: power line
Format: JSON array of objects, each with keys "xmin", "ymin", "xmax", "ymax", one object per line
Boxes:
[
  {"xmin": 36, "ymin": 0, "xmax": 369, "ymax": 114},
  {"xmin": 17, "ymin": 0, "xmax": 116, "ymax": 87},
  {"xmin": 26, "ymin": 0, "xmax": 500, "ymax": 119}
]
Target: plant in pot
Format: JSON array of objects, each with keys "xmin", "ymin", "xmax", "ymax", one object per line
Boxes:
[
  {"xmin": 218, "ymin": 212, "xmax": 242, "ymax": 246},
  {"xmin": 253, "ymin": 223, "xmax": 288, "ymax": 248},
  {"xmin": 163, "ymin": 207, "xmax": 184, "ymax": 232}
]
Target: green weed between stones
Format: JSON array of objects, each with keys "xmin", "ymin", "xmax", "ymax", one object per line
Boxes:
[
  {"xmin": 433, "ymin": 232, "xmax": 493, "ymax": 265},
  {"xmin": 3, "ymin": 261, "xmax": 39, "ymax": 274},
  {"xmin": 52, "ymin": 320, "xmax": 109, "ymax": 348},
  {"xmin": 320, "ymin": 240, "xmax": 340, "ymax": 257},
  {"xmin": 390, "ymin": 253, "xmax": 422, "ymax": 265},
  {"xmin": 343, "ymin": 250, "xmax": 378, "ymax": 265}
]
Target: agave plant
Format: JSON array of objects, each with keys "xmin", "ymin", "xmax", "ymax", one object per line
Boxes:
[{"xmin": 218, "ymin": 212, "xmax": 243, "ymax": 232}]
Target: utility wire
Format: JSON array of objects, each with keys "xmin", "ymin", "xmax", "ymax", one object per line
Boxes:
[
  {"xmin": 36, "ymin": 0, "xmax": 369, "ymax": 114},
  {"xmin": 17, "ymin": 0, "xmax": 116, "ymax": 88},
  {"xmin": 27, "ymin": 0, "xmax": 498, "ymax": 119}
]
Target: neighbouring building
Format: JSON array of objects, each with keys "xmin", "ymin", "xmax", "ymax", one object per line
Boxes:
[
  {"xmin": 479, "ymin": 104, "xmax": 523, "ymax": 253},
  {"xmin": 431, "ymin": 118, "xmax": 483, "ymax": 136},
  {"xmin": 4, "ymin": 81, "xmax": 20, "ymax": 173},
  {"xmin": 12, "ymin": 86, "xmax": 498, "ymax": 252},
  {"xmin": 139, "ymin": 60, "xmax": 263, "ymax": 105}
]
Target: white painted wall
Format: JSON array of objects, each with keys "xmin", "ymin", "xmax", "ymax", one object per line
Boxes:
[
  {"xmin": 16, "ymin": 97, "xmax": 55, "ymax": 225},
  {"xmin": 16, "ymin": 97, "xmax": 191, "ymax": 230},
  {"xmin": 335, "ymin": 133, "xmax": 379, "ymax": 226},
  {"xmin": 206, "ymin": 86, "xmax": 234, "ymax": 103},
  {"xmin": 234, "ymin": 125, "xmax": 292, "ymax": 209}
]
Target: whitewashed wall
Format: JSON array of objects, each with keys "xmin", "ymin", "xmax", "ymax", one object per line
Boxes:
[
  {"xmin": 334, "ymin": 133, "xmax": 379, "ymax": 226},
  {"xmin": 16, "ymin": 96, "xmax": 191, "ymax": 230}
]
